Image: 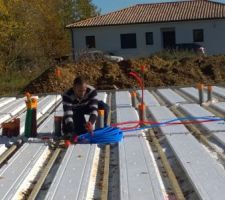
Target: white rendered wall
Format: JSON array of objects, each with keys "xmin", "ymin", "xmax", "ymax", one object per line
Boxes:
[{"xmin": 71, "ymin": 19, "xmax": 225, "ymax": 59}]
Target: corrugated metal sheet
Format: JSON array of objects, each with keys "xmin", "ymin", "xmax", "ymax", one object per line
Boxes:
[
  {"xmin": 1, "ymin": 87, "xmax": 225, "ymax": 199},
  {"xmin": 67, "ymin": 1, "xmax": 225, "ymax": 28}
]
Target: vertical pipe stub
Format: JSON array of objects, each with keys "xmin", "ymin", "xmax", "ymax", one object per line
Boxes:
[
  {"xmin": 197, "ymin": 83, "xmax": 204, "ymax": 105},
  {"xmin": 24, "ymin": 95, "xmax": 38, "ymax": 138},
  {"xmin": 98, "ymin": 109, "xmax": 105, "ymax": 128},
  {"xmin": 138, "ymin": 103, "xmax": 146, "ymax": 126},
  {"xmin": 54, "ymin": 116, "xmax": 62, "ymax": 137},
  {"xmin": 207, "ymin": 85, "xmax": 213, "ymax": 102},
  {"xmin": 131, "ymin": 91, "xmax": 138, "ymax": 108}
]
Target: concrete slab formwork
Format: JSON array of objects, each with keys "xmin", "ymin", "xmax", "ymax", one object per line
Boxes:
[
  {"xmin": 116, "ymin": 92, "xmax": 165, "ymax": 200},
  {"xmin": 43, "ymin": 92, "xmax": 107, "ymax": 200},
  {"xmin": 157, "ymin": 88, "xmax": 187, "ymax": 105},
  {"xmin": 137, "ymin": 90, "xmax": 160, "ymax": 107},
  {"xmin": 148, "ymin": 106, "xmax": 225, "ymax": 200},
  {"xmin": 179, "ymin": 103, "xmax": 225, "ymax": 145}
]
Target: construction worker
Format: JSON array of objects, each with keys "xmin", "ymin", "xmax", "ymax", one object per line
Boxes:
[{"xmin": 62, "ymin": 76, "xmax": 109, "ymax": 140}]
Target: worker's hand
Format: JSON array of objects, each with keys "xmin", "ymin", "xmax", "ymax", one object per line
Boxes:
[
  {"xmin": 72, "ymin": 135, "xmax": 78, "ymax": 143},
  {"xmin": 85, "ymin": 122, "xmax": 93, "ymax": 132}
]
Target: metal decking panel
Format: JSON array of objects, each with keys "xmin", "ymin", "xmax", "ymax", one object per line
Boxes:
[
  {"xmin": 116, "ymin": 106, "xmax": 164, "ymax": 200},
  {"xmin": 0, "ymin": 97, "xmax": 16, "ymax": 108},
  {"xmin": 168, "ymin": 133, "xmax": 225, "ymax": 200},
  {"xmin": 37, "ymin": 95, "xmax": 61, "ymax": 119},
  {"xmin": 0, "ymin": 98, "xmax": 28, "ymax": 132},
  {"xmin": 44, "ymin": 92, "xmax": 107, "ymax": 199},
  {"xmin": 180, "ymin": 87, "xmax": 207, "ymax": 101},
  {"xmin": 0, "ymin": 101, "xmax": 66, "ymax": 200},
  {"xmin": 157, "ymin": 88, "xmax": 186, "ymax": 105},
  {"xmin": 0, "ymin": 98, "xmax": 25, "ymax": 114},
  {"xmin": 37, "ymin": 114, "xmax": 55, "ymax": 135},
  {"xmin": 212, "ymin": 102, "xmax": 225, "ymax": 115},
  {"xmin": 0, "ymin": 102, "xmax": 61, "ymax": 199},
  {"xmin": 179, "ymin": 104, "xmax": 215, "ymax": 117},
  {"xmin": 211, "ymin": 132, "xmax": 225, "ymax": 146},
  {"xmin": 213, "ymin": 86, "xmax": 225, "ymax": 98},
  {"xmin": 148, "ymin": 106, "xmax": 225, "ymax": 200},
  {"xmin": 179, "ymin": 104, "xmax": 225, "ymax": 132},
  {"xmin": 44, "ymin": 144, "xmax": 97, "ymax": 200},
  {"xmin": 137, "ymin": 90, "xmax": 160, "ymax": 107},
  {"xmin": 0, "ymin": 143, "xmax": 48, "ymax": 200},
  {"xmin": 115, "ymin": 91, "xmax": 132, "ymax": 107},
  {"xmin": 38, "ymin": 104, "xmax": 64, "ymax": 136},
  {"xmin": 147, "ymin": 106, "xmax": 182, "ymax": 121},
  {"xmin": 0, "ymin": 114, "xmax": 11, "ymax": 124},
  {"xmin": 149, "ymin": 106, "xmax": 189, "ymax": 134}
]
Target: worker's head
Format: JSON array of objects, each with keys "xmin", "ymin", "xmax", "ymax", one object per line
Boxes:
[{"xmin": 73, "ymin": 76, "xmax": 87, "ymax": 98}]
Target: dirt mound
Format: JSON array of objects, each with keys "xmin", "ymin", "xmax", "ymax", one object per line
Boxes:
[{"xmin": 23, "ymin": 55, "xmax": 225, "ymax": 94}]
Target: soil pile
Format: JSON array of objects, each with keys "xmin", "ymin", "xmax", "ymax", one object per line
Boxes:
[{"xmin": 24, "ymin": 55, "xmax": 225, "ymax": 93}]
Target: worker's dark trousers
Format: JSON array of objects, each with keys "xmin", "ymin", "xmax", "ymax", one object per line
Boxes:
[{"xmin": 63, "ymin": 101, "xmax": 109, "ymax": 135}]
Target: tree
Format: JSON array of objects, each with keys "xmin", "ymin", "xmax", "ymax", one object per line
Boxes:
[
  {"xmin": 74, "ymin": 0, "xmax": 100, "ymax": 21},
  {"xmin": 0, "ymin": 0, "xmax": 100, "ymax": 73}
]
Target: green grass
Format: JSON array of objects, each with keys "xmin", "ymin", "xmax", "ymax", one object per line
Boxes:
[{"xmin": 0, "ymin": 67, "xmax": 48, "ymax": 96}]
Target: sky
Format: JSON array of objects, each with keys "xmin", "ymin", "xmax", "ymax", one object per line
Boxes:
[{"xmin": 92, "ymin": 0, "xmax": 225, "ymax": 14}]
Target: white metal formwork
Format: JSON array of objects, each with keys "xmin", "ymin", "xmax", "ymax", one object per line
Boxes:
[
  {"xmin": 44, "ymin": 144, "xmax": 96, "ymax": 200},
  {"xmin": 148, "ymin": 106, "xmax": 225, "ymax": 200},
  {"xmin": 115, "ymin": 91, "xmax": 132, "ymax": 107},
  {"xmin": 0, "ymin": 98, "xmax": 27, "ymax": 124},
  {"xmin": 137, "ymin": 90, "xmax": 160, "ymax": 107},
  {"xmin": 157, "ymin": 88, "xmax": 187, "ymax": 105},
  {"xmin": 147, "ymin": 106, "xmax": 189, "ymax": 135},
  {"xmin": 0, "ymin": 143, "xmax": 49, "ymax": 200},
  {"xmin": 37, "ymin": 102, "xmax": 64, "ymax": 137},
  {"xmin": 0, "ymin": 118, "xmax": 54, "ymax": 200},
  {"xmin": 180, "ymin": 87, "xmax": 207, "ymax": 102},
  {"xmin": 0, "ymin": 94, "xmax": 66, "ymax": 199},
  {"xmin": 116, "ymin": 91, "xmax": 165, "ymax": 200},
  {"xmin": 0, "ymin": 97, "xmax": 16, "ymax": 109},
  {"xmin": 36, "ymin": 95, "xmax": 61, "ymax": 119},
  {"xmin": 179, "ymin": 103, "xmax": 225, "ymax": 146},
  {"xmin": 0, "ymin": 95, "xmax": 60, "ymax": 157},
  {"xmin": 0, "ymin": 97, "xmax": 42, "ymax": 156},
  {"xmin": 44, "ymin": 92, "xmax": 107, "ymax": 200},
  {"xmin": 212, "ymin": 86, "xmax": 225, "ymax": 99},
  {"xmin": 212, "ymin": 102, "xmax": 225, "ymax": 115}
]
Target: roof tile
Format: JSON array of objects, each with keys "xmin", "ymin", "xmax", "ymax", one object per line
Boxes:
[{"xmin": 67, "ymin": 1, "xmax": 225, "ymax": 28}]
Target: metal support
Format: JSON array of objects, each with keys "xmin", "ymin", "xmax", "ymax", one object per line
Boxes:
[
  {"xmin": 101, "ymin": 93, "xmax": 112, "ymax": 200},
  {"xmin": 27, "ymin": 148, "xmax": 61, "ymax": 200},
  {"xmin": 101, "ymin": 145, "xmax": 110, "ymax": 200},
  {"xmin": 131, "ymin": 91, "xmax": 138, "ymax": 108},
  {"xmin": 197, "ymin": 83, "xmax": 204, "ymax": 105},
  {"xmin": 207, "ymin": 85, "xmax": 212, "ymax": 102}
]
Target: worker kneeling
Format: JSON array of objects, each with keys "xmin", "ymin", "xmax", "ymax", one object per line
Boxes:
[{"xmin": 62, "ymin": 76, "xmax": 109, "ymax": 142}]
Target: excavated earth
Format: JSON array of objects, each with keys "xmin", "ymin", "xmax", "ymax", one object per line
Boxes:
[{"xmin": 23, "ymin": 55, "xmax": 225, "ymax": 94}]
